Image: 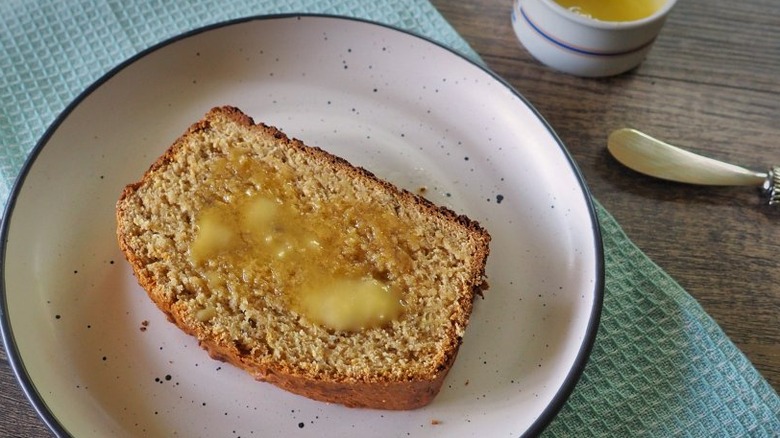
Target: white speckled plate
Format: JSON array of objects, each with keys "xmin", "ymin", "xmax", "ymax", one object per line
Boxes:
[{"xmin": 0, "ymin": 15, "xmax": 602, "ymax": 438}]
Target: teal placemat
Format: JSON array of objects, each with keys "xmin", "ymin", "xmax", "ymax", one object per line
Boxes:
[{"xmin": 1, "ymin": 1, "xmax": 778, "ymax": 436}]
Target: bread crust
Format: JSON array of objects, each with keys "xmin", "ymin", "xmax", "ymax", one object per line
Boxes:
[{"xmin": 116, "ymin": 106, "xmax": 490, "ymax": 410}]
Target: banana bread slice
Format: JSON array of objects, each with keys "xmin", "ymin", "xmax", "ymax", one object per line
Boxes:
[{"xmin": 116, "ymin": 106, "xmax": 490, "ymax": 409}]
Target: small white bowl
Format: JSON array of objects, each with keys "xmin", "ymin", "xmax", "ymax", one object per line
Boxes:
[{"xmin": 512, "ymin": 0, "xmax": 677, "ymax": 77}]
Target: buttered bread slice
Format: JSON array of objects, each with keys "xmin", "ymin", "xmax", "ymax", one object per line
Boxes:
[{"xmin": 116, "ymin": 106, "xmax": 490, "ymax": 409}]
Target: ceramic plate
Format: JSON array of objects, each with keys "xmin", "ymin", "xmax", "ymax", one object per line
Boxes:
[{"xmin": 1, "ymin": 15, "xmax": 603, "ymax": 437}]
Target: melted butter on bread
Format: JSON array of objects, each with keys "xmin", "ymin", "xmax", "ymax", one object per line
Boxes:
[{"xmin": 190, "ymin": 174, "xmax": 406, "ymax": 331}]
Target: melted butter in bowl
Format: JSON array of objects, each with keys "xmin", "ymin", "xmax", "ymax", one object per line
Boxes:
[{"xmin": 554, "ymin": 0, "xmax": 666, "ymax": 22}]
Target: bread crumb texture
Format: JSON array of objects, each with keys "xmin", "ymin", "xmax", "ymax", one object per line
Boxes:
[{"xmin": 116, "ymin": 106, "xmax": 490, "ymax": 408}]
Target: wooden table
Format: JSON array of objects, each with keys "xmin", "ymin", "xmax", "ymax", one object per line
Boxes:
[{"xmin": 1, "ymin": 0, "xmax": 778, "ymax": 435}]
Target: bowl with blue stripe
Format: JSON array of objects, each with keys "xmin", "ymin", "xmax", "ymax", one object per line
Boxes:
[{"xmin": 512, "ymin": 0, "xmax": 677, "ymax": 77}]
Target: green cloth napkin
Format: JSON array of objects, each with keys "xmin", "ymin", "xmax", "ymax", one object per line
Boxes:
[{"xmin": 1, "ymin": 1, "xmax": 778, "ymax": 436}]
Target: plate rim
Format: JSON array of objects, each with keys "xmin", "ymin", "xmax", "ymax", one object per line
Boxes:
[{"xmin": 0, "ymin": 13, "xmax": 604, "ymax": 438}]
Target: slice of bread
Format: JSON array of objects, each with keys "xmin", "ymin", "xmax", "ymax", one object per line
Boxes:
[{"xmin": 116, "ymin": 106, "xmax": 490, "ymax": 409}]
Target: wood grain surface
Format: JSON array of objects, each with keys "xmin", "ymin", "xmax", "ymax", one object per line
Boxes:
[{"xmin": 1, "ymin": 0, "xmax": 778, "ymax": 436}]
